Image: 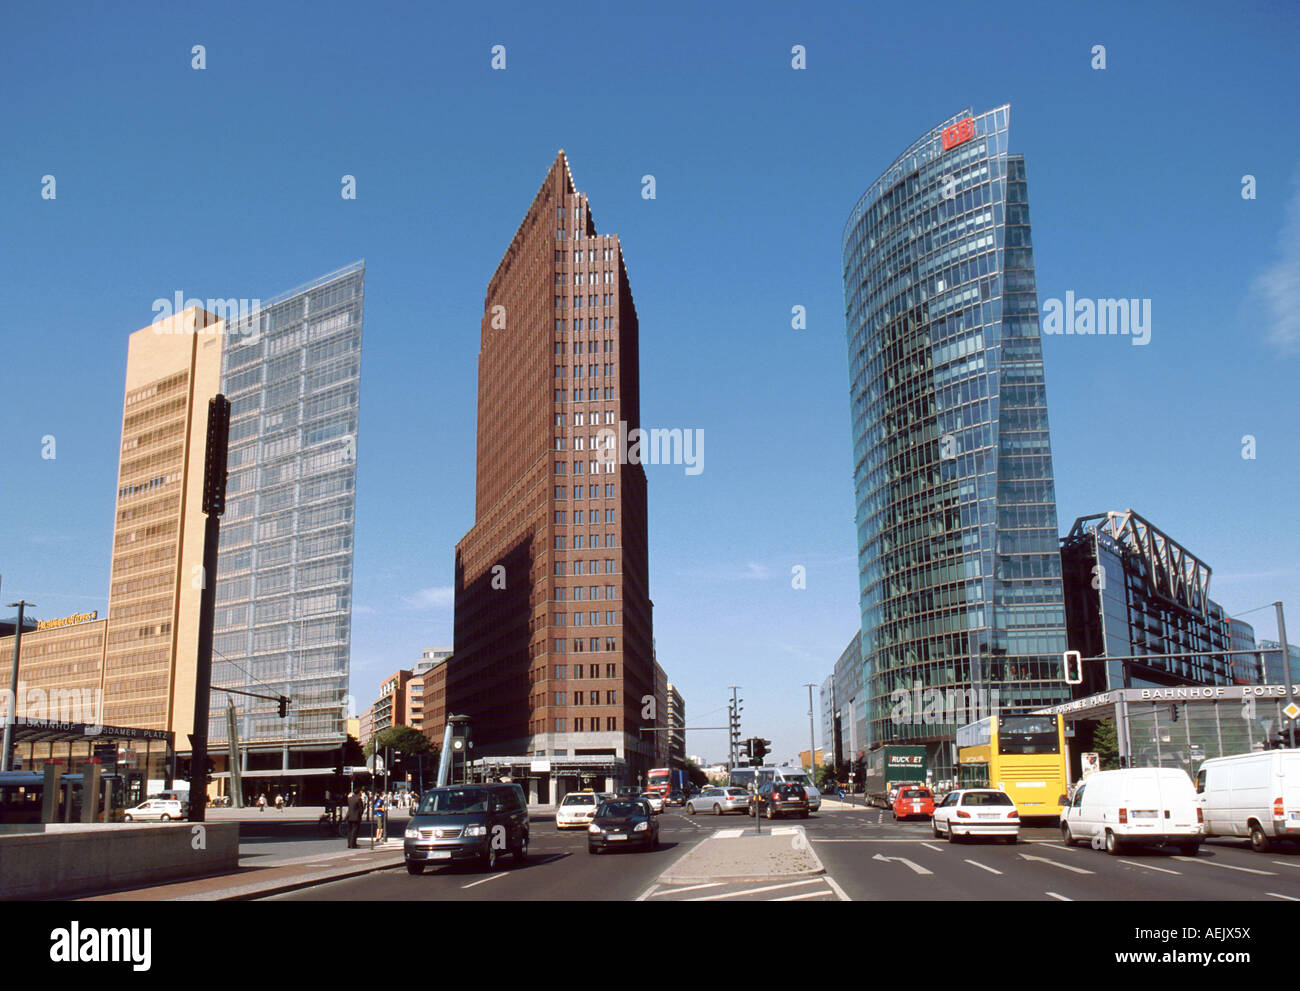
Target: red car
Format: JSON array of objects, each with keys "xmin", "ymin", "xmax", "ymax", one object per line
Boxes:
[{"xmin": 892, "ymin": 786, "xmax": 935, "ymax": 821}]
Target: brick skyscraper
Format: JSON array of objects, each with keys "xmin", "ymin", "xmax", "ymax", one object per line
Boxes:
[{"xmin": 452, "ymin": 151, "xmax": 654, "ymax": 798}]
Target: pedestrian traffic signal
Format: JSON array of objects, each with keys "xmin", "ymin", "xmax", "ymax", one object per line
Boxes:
[{"xmin": 1063, "ymin": 650, "xmax": 1083, "ymax": 685}]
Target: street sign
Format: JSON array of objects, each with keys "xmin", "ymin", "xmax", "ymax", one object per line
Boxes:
[{"xmin": 1283, "ymin": 702, "xmax": 1300, "ymax": 722}]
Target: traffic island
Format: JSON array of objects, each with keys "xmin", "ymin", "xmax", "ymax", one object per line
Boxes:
[{"xmin": 656, "ymin": 826, "xmax": 824, "ymax": 885}]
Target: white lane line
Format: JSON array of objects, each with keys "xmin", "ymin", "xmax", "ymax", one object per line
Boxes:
[
  {"xmin": 872, "ymin": 853, "xmax": 932, "ymax": 875},
  {"xmin": 824, "ymin": 875, "xmax": 852, "ymax": 901},
  {"xmin": 1267, "ymin": 892, "xmax": 1299, "ymax": 901},
  {"xmin": 635, "ymin": 884, "xmax": 660, "ymax": 902},
  {"xmin": 1172, "ymin": 856, "xmax": 1275, "ymax": 876},
  {"xmin": 690, "ymin": 878, "xmax": 824, "ymax": 902},
  {"xmin": 1046, "ymin": 891, "xmax": 1072, "ymax": 901},
  {"xmin": 1118, "ymin": 859, "xmax": 1181, "ymax": 875},
  {"xmin": 965, "ymin": 859, "xmax": 1003, "ymax": 875},
  {"xmin": 921, "ymin": 843, "xmax": 944, "ymax": 852},
  {"xmin": 461, "ymin": 872, "xmax": 510, "ymax": 889},
  {"xmin": 650, "ymin": 881, "xmax": 723, "ymax": 896},
  {"xmin": 1018, "ymin": 853, "xmax": 1094, "ymax": 875},
  {"xmin": 714, "ymin": 829, "xmax": 745, "ymax": 839},
  {"xmin": 775, "ymin": 889, "xmax": 838, "ymax": 901},
  {"xmin": 1272, "ymin": 861, "xmax": 1300, "ymax": 869}
]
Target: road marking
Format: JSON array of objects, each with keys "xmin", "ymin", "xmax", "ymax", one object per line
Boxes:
[
  {"xmin": 1172, "ymin": 856, "xmax": 1275, "ymax": 876},
  {"xmin": 1272, "ymin": 860, "xmax": 1300, "ymax": 869},
  {"xmin": 1046, "ymin": 891, "xmax": 1072, "ymax": 901},
  {"xmin": 650, "ymin": 881, "xmax": 722, "ymax": 896},
  {"xmin": 1018, "ymin": 853, "xmax": 1094, "ymax": 875},
  {"xmin": 771, "ymin": 827, "xmax": 798, "ymax": 836},
  {"xmin": 691, "ymin": 878, "xmax": 824, "ymax": 901},
  {"xmin": 461, "ymin": 872, "xmax": 510, "ymax": 889},
  {"xmin": 775, "ymin": 889, "xmax": 837, "ymax": 901},
  {"xmin": 1118, "ymin": 859, "xmax": 1181, "ymax": 875},
  {"xmin": 921, "ymin": 843, "xmax": 944, "ymax": 852},
  {"xmin": 823, "ymin": 875, "xmax": 851, "ymax": 901},
  {"xmin": 635, "ymin": 884, "xmax": 660, "ymax": 902},
  {"xmin": 965, "ymin": 859, "xmax": 1002, "ymax": 875},
  {"xmin": 1267, "ymin": 892, "xmax": 1299, "ymax": 901},
  {"xmin": 714, "ymin": 829, "xmax": 745, "ymax": 839},
  {"xmin": 872, "ymin": 853, "xmax": 932, "ymax": 875}
]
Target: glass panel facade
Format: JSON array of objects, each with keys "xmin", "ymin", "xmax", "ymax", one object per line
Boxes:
[
  {"xmin": 841, "ymin": 106, "xmax": 1067, "ymax": 779},
  {"xmin": 210, "ymin": 263, "xmax": 365, "ymax": 749}
]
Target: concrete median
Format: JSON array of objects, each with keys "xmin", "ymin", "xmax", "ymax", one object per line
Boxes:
[{"xmin": 657, "ymin": 825, "xmax": 825, "ymax": 885}]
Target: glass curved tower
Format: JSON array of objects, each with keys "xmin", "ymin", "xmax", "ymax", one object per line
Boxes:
[{"xmin": 841, "ymin": 105, "xmax": 1068, "ymax": 780}]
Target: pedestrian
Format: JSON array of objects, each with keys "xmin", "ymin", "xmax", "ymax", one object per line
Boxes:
[
  {"xmin": 258, "ymin": 793, "xmax": 266, "ymax": 813},
  {"xmin": 373, "ymin": 791, "xmax": 387, "ymax": 843},
  {"xmin": 275, "ymin": 793, "xmax": 284, "ymax": 811},
  {"xmin": 345, "ymin": 785, "xmax": 364, "ymax": 848}
]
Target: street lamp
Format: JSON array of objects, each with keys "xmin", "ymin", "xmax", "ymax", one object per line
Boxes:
[{"xmin": 2, "ymin": 600, "xmax": 35, "ymax": 773}]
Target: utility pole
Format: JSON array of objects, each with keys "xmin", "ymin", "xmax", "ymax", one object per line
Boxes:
[
  {"xmin": 1277, "ymin": 602, "xmax": 1294, "ymax": 749},
  {"xmin": 804, "ymin": 682, "xmax": 817, "ymax": 783},
  {"xmin": 727, "ymin": 686, "xmax": 742, "ymax": 774},
  {"xmin": 2, "ymin": 599, "xmax": 34, "ymax": 772},
  {"xmin": 190, "ymin": 395, "xmax": 230, "ymax": 823}
]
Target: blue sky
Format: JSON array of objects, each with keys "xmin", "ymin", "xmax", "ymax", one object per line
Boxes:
[{"xmin": 2, "ymin": 1, "xmax": 1297, "ymax": 764}]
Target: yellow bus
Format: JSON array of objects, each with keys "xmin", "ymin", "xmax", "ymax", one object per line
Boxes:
[{"xmin": 956, "ymin": 714, "xmax": 1068, "ymax": 821}]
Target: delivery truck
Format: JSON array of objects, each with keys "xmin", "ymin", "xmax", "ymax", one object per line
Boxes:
[{"xmin": 865, "ymin": 746, "xmax": 928, "ymax": 809}]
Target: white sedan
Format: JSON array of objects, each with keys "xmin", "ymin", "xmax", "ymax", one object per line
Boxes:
[
  {"xmin": 931, "ymin": 789, "xmax": 1019, "ymax": 843},
  {"xmin": 124, "ymin": 799, "xmax": 187, "ymax": 822},
  {"xmin": 640, "ymin": 792, "xmax": 665, "ymax": 814},
  {"xmin": 555, "ymin": 792, "xmax": 602, "ymax": 829}
]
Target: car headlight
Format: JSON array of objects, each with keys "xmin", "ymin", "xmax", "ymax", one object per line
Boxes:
[
  {"xmin": 634, "ymin": 821, "xmax": 648, "ymax": 832},
  {"xmin": 588, "ymin": 823, "xmax": 602, "ymax": 834},
  {"xmin": 463, "ymin": 824, "xmax": 487, "ymax": 837},
  {"xmin": 404, "ymin": 826, "xmax": 419, "ymax": 838}
]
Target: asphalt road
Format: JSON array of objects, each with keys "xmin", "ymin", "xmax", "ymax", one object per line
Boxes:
[{"xmin": 263, "ymin": 806, "xmax": 1300, "ymax": 901}]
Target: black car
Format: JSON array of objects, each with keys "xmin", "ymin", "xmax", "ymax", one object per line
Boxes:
[
  {"xmin": 403, "ymin": 783, "xmax": 529, "ymax": 874},
  {"xmin": 750, "ymin": 782, "xmax": 809, "ymax": 820},
  {"xmin": 587, "ymin": 797, "xmax": 660, "ymax": 853},
  {"xmin": 665, "ymin": 790, "xmax": 686, "ymax": 807}
]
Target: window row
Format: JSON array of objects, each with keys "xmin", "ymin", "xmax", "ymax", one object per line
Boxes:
[
  {"xmin": 554, "ymin": 717, "xmax": 617, "ymax": 732},
  {"xmin": 553, "ymin": 585, "xmax": 619, "ymax": 601},
  {"xmin": 552, "ymin": 612, "xmax": 620, "ymax": 626},
  {"xmin": 554, "ymin": 560, "xmax": 620, "ymax": 575},
  {"xmin": 554, "ymin": 388, "xmax": 617, "ymax": 402},
  {"xmin": 553, "ymin": 691, "xmax": 618, "ymax": 706},
  {"xmin": 556, "ymin": 411, "xmax": 616, "ymax": 427},
  {"xmin": 554, "ymin": 510, "xmax": 617, "ymax": 524},
  {"xmin": 552, "ymin": 638, "xmax": 618, "ymax": 652},
  {"xmin": 554, "ymin": 534, "xmax": 618, "ymax": 549},
  {"xmin": 555, "ymin": 484, "xmax": 617, "ymax": 499},
  {"xmin": 553, "ymin": 663, "xmax": 618, "ymax": 679}
]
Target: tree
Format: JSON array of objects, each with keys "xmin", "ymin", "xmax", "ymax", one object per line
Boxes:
[
  {"xmin": 1093, "ymin": 718, "xmax": 1120, "ymax": 770},
  {"xmin": 364, "ymin": 725, "xmax": 433, "ymax": 780},
  {"xmin": 815, "ymin": 764, "xmax": 839, "ymax": 791},
  {"xmin": 681, "ymin": 757, "xmax": 708, "ymax": 789}
]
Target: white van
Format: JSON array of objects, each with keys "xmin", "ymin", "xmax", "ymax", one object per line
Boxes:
[
  {"xmin": 1196, "ymin": 749, "xmax": 1300, "ymax": 852},
  {"xmin": 1059, "ymin": 767, "xmax": 1201, "ymax": 855}
]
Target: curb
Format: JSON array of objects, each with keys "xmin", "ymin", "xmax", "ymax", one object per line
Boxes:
[
  {"xmin": 656, "ymin": 826, "xmax": 827, "ymax": 886},
  {"xmin": 180, "ymin": 855, "xmax": 407, "ymax": 901}
]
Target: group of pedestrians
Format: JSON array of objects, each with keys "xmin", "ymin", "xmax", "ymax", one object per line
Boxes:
[
  {"xmin": 341, "ymin": 787, "xmax": 421, "ymax": 847},
  {"xmin": 255, "ymin": 792, "xmax": 293, "ymax": 811}
]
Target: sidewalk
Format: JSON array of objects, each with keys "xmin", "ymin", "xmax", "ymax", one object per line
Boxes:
[{"xmin": 77, "ymin": 838, "xmax": 406, "ymax": 901}]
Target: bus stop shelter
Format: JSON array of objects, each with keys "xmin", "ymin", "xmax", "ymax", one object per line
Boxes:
[{"xmin": 1037, "ymin": 683, "xmax": 1299, "ymax": 780}]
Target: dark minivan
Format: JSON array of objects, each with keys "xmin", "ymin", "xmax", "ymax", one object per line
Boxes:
[{"xmin": 404, "ymin": 783, "xmax": 529, "ymax": 874}]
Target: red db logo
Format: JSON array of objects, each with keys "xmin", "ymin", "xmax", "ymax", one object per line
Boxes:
[{"xmin": 941, "ymin": 117, "xmax": 974, "ymax": 151}]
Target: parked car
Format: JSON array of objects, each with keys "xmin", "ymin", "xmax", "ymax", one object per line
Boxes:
[
  {"xmin": 892, "ymin": 786, "xmax": 935, "ymax": 821},
  {"xmin": 1060, "ymin": 767, "xmax": 1201, "ymax": 856},
  {"xmin": 588, "ymin": 797, "xmax": 660, "ymax": 853},
  {"xmin": 932, "ymin": 789, "xmax": 1019, "ymax": 843},
  {"xmin": 687, "ymin": 786, "xmax": 749, "ymax": 815},
  {"xmin": 750, "ymin": 782, "xmax": 809, "ymax": 820},
  {"xmin": 555, "ymin": 791, "xmax": 602, "ymax": 829},
  {"xmin": 403, "ymin": 783, "xmax": 529, "ymax": 874},
  {"xmin": 125, "ymin": 798, "xmax": 188, "ymax": 822},
  {"xmin": 1196, "ymin": 750, "xmax": 1300, "ymax": 852}
]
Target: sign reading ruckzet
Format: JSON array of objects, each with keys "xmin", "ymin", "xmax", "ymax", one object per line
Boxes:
[
  {"xmin": 941, "ymin": 117, "xmax": 974, "ymax": 151},
  {"xmin": 35, "ymin": 611, "xmax": 99, "ymax": 632}
]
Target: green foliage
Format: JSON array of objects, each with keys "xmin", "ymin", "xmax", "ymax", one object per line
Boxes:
[
  {"xmin": 1093, "ymin": 718, "xmax": 1120, "ymax": 770},
  {"xmin": 681, "ymin": 758, "xmax": 708, "ymax": 788},
  {"xmin": 363, "ymin": 724, "xmax": 432, "ymax": 760}
]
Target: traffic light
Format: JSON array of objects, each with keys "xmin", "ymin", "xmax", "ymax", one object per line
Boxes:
[
  {"xmin": 277, "ymin": 696, "xmax": 289, "ymax": 719},
  {"xmin": 176, "ymin": 757, "xmax": 191, "ymax": 782},
  {"xmin": 1063, "ymin": 650, "xmax": 1083, "ymax": 685},
  {"xmin": 753, "ymin": 738, "xmax": 771, "ymax": 765},
  {"xmin": 201, "ymin": 395, "xmax": 231, "ymax": 516}
]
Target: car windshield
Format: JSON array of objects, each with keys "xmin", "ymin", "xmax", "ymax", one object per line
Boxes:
[
  {"xmin": 563, "ymin": 795, "xmax": 595, "ymax": 806},
  {"xmin": 726, "ymin": 788, "xmax": 747, "ymax": 797},
  {"xmin": 417, "ymin": 788, "xmax": 490, "ymax": 814},
  {"xmin": 961, "ymin": 791, "xmax": 1013, "ymax": 806},
  {"xmin": 598, "ymin": 801, "xmax": 643, "ymax": 818},
  {"xmin": 901, "ymin": 789, "xmax": 930, "ymax": 798}
]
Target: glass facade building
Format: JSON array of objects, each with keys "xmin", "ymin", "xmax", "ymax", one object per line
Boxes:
[
  {"xmin": 210, "ymin": 262, "xmax": 365, "ymax": 761},
  {"xmin": 1060, "ymin": 509, "xmax": 1242, "ymax": 694},
  {"xmin": 841, "ymin": 106, "xmax": 1068, "ymax": 779}
]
